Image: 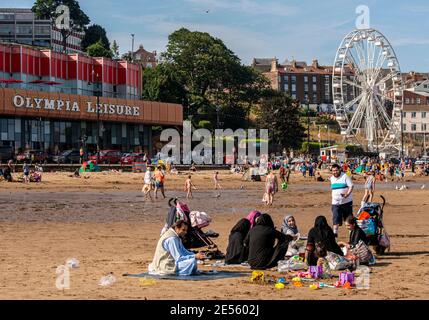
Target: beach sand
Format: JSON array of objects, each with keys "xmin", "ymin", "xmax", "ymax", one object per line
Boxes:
[{"xmin": 0, "ymin": 169, "xmax": 428, "ymax": 299}]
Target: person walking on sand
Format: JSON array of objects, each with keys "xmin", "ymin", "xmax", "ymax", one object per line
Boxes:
[
  {"xmin": 184, "ymin": 175, "xmax": 197, "ymax": 199},
  {"xmin": 361, "ymin": 170, "xmax": 376, "ymax": 207},
  {"xmin": 213, "ymin": 171, "xmax": 222, "ymax": 190},
  {"xmin": 330, "ymin": 163, "xmax": 353, "ymax": 237},
  {"xmin": 154, "ymin": 166, "xmax": 166, "ymax": 199},
  {"xmin": 23, "ymin": 161, "xmax": 30, "ymax": 183},
  {"xmin": 142, "ymin": 166, "xmax": 153, "ymax": 201},
  {"xmin": 264, "ymin": 170, "xmax": 278, "ymax": 206}
]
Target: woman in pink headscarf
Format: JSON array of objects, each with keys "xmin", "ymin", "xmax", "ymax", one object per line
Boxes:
[{"xmin": 246, "ymin": 210, "xmax": 262, "ymax": 228}]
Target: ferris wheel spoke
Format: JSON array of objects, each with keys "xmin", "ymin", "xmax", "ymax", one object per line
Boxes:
[
  {"xmin": 373, "ymin": 93, "xmax": 392, "ymax": 127},
  {"xmin": 341, "ymin": 92, "xmax": 365, "ymax": 112},
  {"xmin": 342, "ymin": 79, "xmax": 364, "ymax": 90},
  {"xmin": 355, "ymin": 40, "xmax": 368, "ymax": 70},
  {"xmin": 349, "ymin": 95, "xmax": 367, "ymax": 130}
]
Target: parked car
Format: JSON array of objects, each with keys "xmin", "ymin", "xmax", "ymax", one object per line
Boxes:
[
  {"xmin": 89, "ymin": 150, "xmax": 122, "ymax": 164},
  {"xmin": 52, "ymin": 150, "xmax": 81, "ymax": 164},
  {"xmin": 16, "ymin": 150, "xmax": 48, "ymax": 163},
  {"xmin": 415, "ymin": 157, "xmax": 429, "ymax": 165},
  {"xmin": 120, "ymin": 153, "xmax": 145, "ymax": 165},
  {"xmin": 0, "ymin": 145, "xmax": 14, "ymax": 162}
]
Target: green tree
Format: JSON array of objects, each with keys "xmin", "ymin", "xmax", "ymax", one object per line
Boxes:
[
  {"xmin": 141, "ymin": 63, "xmax": 186, "ymax": 104},
  {"xmin": 161, "ymin": 28, "xmax": 243, "ymax": 114},
  {"xmin": 81, "ymin": 24, "xmax": 110, "ymax": 51},
  {"xmin": 256, "ymin": 91, "xmax": 306, "ymax": 152},
  {"xmin": 32, "ymin": 0, "xmax": 90, "ymax": 53},
  {"xmin": 86, "ymin": 39, "xmax": 112, "ymax": 58},
  {"xmin": 111, "ymin": 40, "xmax": 120, "ymax": 59}
]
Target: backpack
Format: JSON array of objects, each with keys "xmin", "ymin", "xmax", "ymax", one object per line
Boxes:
[{"xmin": 351, "ymin": 240, "xmax": 376, "ymax": 265}]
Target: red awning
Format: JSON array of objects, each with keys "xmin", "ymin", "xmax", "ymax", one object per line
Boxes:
[
  {"xmin": 0, "ymin": 78, "xmax": 24, "ymax": 83},
  {"xmin": 28, "ymin": 80, "xmax": 47, "ymax": 84}
]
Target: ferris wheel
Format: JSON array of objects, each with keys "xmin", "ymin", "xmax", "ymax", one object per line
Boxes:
[{"xmin": 332, "ymin": 28, "xmax": 403, "ymax": 152}]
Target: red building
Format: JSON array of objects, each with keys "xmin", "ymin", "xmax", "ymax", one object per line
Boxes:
[
  {"xmin": 0, "ymin": 43, "xmax": 141, "ymax": 99},
  {"xmin": 0, "ymin": 43, "xmax": 182, "ymax": 156}
]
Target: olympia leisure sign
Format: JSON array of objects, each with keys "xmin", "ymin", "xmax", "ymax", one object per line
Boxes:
[{"xmin": 13, "ymin": 94, "xmax": 140, "ymax": 117}]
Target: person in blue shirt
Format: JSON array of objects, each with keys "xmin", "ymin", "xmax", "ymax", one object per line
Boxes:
[{"xmin": 149, "ymin": 220, "xmax": 205, "ymax": 275}]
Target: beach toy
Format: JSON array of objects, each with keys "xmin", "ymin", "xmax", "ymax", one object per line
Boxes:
[
  {"xmin": 343, "ymin": 281, "xmax": 352, "ymax": 289},
  {"xmin": 275, "ymin": 283, "xmax": 285, "ymax": 289},
  {"xmin": 251, "ymin": 271, "xmax": 264, "ymax": 283},
  {"xmin": 278, "ymin": 277, "xmax": 286, "ymax": 284},
  {"xmin": 309, "ymin": 283, "xmax": 319, "ymax": 290},
  {"xmin": 281, "ymin": 182, "xmax": 288, "ymax": 190},
  {"xmin": 334, "ymin": 281, "xmax": 342, "ymax": 288},
  {"xmin": 339, "ymin": 272, "xmax": 355, "ymax": 286},
  {"xmin": 292, "ymin": 277, "xmax": 303, "ymax": 287},
  {"xmin": 319, "ymin": 282, "xmax": 335, "ymax": 288},
  {"xmin": 309, "ymin": 266, "xmax": 323, "ymax": 279},
  {"xmin": 139, "ymin": 277, "xmax": 156, "ymax": 286}
]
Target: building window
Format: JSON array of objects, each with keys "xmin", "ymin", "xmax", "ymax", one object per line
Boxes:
[
  {"xmin": 411, "ymin": 124, "xmax": 417, "ymax": 131},
  {"xmin": 304, "ymin": 76, "xmax": 308, "ymax": 83},
  {"xmin": 313, "ymin": 93, "xmax": 317, "ymax": 103},
  {"xmin": 411, "ymin": 112, "xmax": 417, "ymax": 118},
  {"xmin": 312, "ymin": 76, "xmax": 317, "ymax": 83},
  {"xmin": 304, "ymin": 93, "xmax": 309, "ymax": 102},
  {"xmin": 422, "ymin": 112, "xmax": 427, "ymax": 118},
  {"xmin": 405, "ymin": 98, "xmax": 410, "ymax": 104},
  {"xmin": 304, "ymin": 84, "xmax": 309, "ymax": 92},
  {"xmin": 291, "ymin": 93, "xmax": 297, "ymax": 99},
  {"xmin": 291, "ymin": 76, "xmax": 296, "ymax": 84},
  {"xmin": 422, "ymin": 124, "xmax": 427, "ymax": 132},
  {"xmin": 417, "ymin": 98, "xmax": 421, "ymax": 104},
  {"xmin": 292, "ymin": 84, "xmax": 296, "ymax": 92},
  {"xmin": 313, "ymin": 83, "xmax": 317, "ymax": 92},
  {"xmin": 403, "ymin": 124, "xmax": 407, "ymax": 131}
]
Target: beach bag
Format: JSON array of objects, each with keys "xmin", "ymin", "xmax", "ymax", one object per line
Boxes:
[
  {"xmin": 351, "ymin": 240, "xmax": 376, "ymax": 265},
  {"xmin": 378, "ymin": 231, "xmax": 390, "ymax": 250},
  {"xmin": 326, "ymin": 251, "xmax": 353, "ymax": 271},
  {"xmin": 278, "ymin": 256, "xmax": 307, "ymax": 272},
  {"xmin": 189, "ymin": 211, "xmax": 211, "ymax": 228},
  {"xmin": 357, "ymin": 218, "xmax": 376, "ymax": 236},
  {"xmin": 309, "ymin": 266, "xmax": 323, "ymax": 279}
]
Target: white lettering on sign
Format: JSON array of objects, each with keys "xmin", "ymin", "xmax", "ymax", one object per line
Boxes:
[
  {"xmin": 12, "ymin": 95, "xmax": 141, "ymax": 117},
  {"xmin": 13, "ymin": 95, "xmax": 25, "ymax": 107}
]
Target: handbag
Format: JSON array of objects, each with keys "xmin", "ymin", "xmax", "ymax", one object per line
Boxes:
[
  {"xmin": 378, "ymin": 231, "xmax": 390, "ymax": 250},
  {"xmin": 351, "ymin": 240, "xmax": 375, "ymax": 265}
]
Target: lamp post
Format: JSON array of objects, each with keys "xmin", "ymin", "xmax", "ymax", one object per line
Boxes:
[
  {"xmin": 92, "ymin": 71, "xmax": 101, "ymax": 163},
  {"xmin": 306, "ymin": 100, "xmax": 310, "ymax": 155}
]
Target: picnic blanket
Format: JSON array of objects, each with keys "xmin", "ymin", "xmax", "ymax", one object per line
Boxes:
[{"xmin": 122, "ymin": 270, "xmax": 248, "ymax": 281}]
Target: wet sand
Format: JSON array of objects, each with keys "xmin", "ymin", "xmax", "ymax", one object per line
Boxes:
[{"xmin": 0, "ymin": 170, "xmax": 428, "ymax": 299}]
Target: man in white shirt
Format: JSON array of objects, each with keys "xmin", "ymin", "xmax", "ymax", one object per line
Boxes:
[{"xmin": 330, "ymin": 163, "xmax": 354, "ymax": 237}]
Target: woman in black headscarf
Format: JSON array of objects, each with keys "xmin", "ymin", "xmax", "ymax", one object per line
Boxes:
[
  {"xmin": 305, "ymin": 215, "xmax": 343, "ymax": 266},
  {"xmin": 244, "ymin": 213, "xmax": 293, "ymax": 269},
  {"xmin": 225, "ymin": 218, "xmax": 251, "ymax": 264}
]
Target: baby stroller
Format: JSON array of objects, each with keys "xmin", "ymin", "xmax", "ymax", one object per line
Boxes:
[
  {"xmin": 161, "ymin": 198, "xmax": 225, "ymax": 260},
  {"xmin": 356, "ymin": 195, "xmax": 390, "ymax": 255}
]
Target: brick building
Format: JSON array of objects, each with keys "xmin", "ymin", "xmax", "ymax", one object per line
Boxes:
[
  {"xmin": 133, "ymin": 45, "xmax": 157, "ymax": 69},
  {"xmin": 252, "ymin": 58, "xmax": 354, "ymax": 113}
]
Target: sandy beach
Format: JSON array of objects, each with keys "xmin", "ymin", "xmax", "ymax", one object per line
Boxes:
[{"xmin": 0, "ymin": 169, "xmax": 428, "ymax": 300}]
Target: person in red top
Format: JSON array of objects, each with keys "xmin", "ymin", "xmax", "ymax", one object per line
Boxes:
[{"xmin": 342, "ymin": 162, "xmax": 349, "ymax": 173}]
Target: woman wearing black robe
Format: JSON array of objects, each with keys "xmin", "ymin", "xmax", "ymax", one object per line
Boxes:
[
  {"xmin": 225, "ymin": 218, "xmax": 251, "ymax": 264},
  {"xmin": 305, "ymin": 215, "xmax": 343, "ymax": 266},
  {"xmin": 244, "ymin": 214, "xmax": 293, "ymax": 269}
]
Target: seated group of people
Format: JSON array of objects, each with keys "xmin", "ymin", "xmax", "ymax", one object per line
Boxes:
[
  {"xmin": 149, "ymin": 209, "xmax": 369, "ymax": 275},
  {"xmin": 225, "ymin": 211, "xmax": 368, "ymax": 269}
]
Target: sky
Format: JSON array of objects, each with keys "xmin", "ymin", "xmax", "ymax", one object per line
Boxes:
[{"xmin": 2, "ymin": 0, "xmax": 429, "ymax": 72}]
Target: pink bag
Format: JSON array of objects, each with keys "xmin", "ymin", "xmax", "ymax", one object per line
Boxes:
[
  {"xmin": 189, "ymin": 211, "xmax": 211, "ymax": 228},
  {"xmin": 339, "ymin": 272, "xmax": 354, "ymax": 286}
]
